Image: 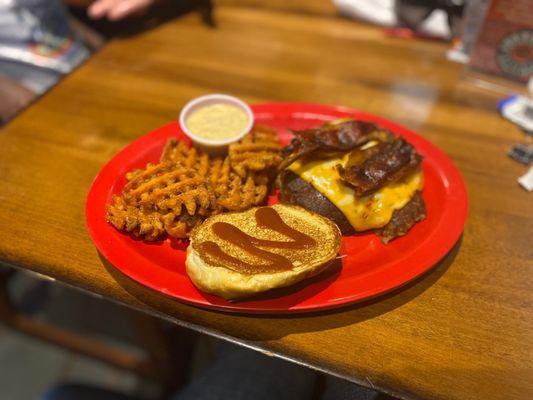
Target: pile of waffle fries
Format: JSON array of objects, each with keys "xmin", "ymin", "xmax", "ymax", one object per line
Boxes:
[{"xmin": 106, "ymin": 126, "xmax": 282, "ymax": 240}]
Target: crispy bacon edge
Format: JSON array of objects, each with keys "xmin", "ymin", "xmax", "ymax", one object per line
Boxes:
[
  {"xmin": 337, "ymin": 136, "xmax": 423, "ymax": 196},
  {"xmin": 338, "ymin": 137, "xmax": 423, "ymax": 196},
  {"xmin": 278, "ymin": 120, "xmax": 393, "ymax": 170}
]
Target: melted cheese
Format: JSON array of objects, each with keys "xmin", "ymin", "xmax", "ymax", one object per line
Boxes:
[{"xmin": 288, "ymin": 154, "xmax": 423, "ymax": 231}]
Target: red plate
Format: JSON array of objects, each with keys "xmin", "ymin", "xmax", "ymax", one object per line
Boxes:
[{"xmin": 86, "ymin": 103, "xmax": 468, "ymax": 314}]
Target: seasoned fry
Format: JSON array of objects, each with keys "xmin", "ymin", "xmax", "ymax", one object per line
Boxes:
[
  {"xmin": 106, "ymin": 126, "xmax": 281, "ymax": 240},
  {"xmin": 106, "ymin": 196, "xmax": 166, "ymax": 241},
  {"xmin": 229, "ymin": 125, "xmax": 282, "ymax": 177}
]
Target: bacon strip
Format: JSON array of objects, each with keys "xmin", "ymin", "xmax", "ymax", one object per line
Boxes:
[
  {"xmin": 337, "ymin": 137, "xmax": 423, "ymax": 195},
  {"xmin": 279, "ymin": 120, "xmax": 393, "ymax": 170}
]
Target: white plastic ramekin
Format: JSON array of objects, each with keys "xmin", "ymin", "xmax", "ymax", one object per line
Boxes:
[{"xmin": 179, "ymin": 94, "xmax": 254, "ymax": 153}]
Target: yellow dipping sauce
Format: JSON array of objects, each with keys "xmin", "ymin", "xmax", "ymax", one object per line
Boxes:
[{"xmin": 186, "ymin": 103, "xmax": 249, "ymax": 140}]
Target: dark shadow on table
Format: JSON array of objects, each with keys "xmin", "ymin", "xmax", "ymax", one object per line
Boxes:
[{"xmin": 100, "ymin": 234, "xmax": 462, "ymax": 341}]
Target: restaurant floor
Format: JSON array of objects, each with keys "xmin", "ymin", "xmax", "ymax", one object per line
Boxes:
[
  {"xmin": 1, "ymin": 271, "xmax": 394, "ymax": 400},
  {"xmin": 0, "ymin": 271, "xmax": 213, "ymax": 400},
  {"xmin": 0, "ymin": 325, "xmax": 139, "ymax": 399}
]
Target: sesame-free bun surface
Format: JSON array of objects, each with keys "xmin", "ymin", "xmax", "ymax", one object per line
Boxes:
[{"xmin": 186, "ymin": 204, "xmax": 342, "ymax": 300}]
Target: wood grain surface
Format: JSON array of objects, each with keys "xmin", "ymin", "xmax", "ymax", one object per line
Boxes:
[{"xmin": 1, "ymin": 2, "xmax": 532, "ymax": 399}]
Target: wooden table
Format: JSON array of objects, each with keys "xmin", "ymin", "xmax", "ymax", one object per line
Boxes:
[{"xmin": 1, "ymin": 2, "xmax": 532, "ymax": 399}]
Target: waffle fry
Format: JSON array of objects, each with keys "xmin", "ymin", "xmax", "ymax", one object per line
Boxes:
[
  {"xmin": 106, "ymin": 126, "xmax": 281, "ymax": 240},
  {"xmin": 161, "ymin": 139, "xmax": 210, "ymax": 176},
  {"xmin": 229, "ymin": 125, "xmax": 282, "ymax": 177},
  {"xmin": 106, "ymin": 196, "xmax": 166, "ymax": 241},
  {"xmin": 162, "ymin": 213, "xmax": 204, "ymax": 239}
]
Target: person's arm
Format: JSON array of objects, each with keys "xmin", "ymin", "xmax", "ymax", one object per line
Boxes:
[{"xmin": 88, "ymin": 0, "xmax": 159, "ymax": 20}]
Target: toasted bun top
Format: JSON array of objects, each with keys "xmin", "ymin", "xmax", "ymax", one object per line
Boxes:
[{"xmin": 189, "ymin": 204, "xmax": 342, "ymax": 275}]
